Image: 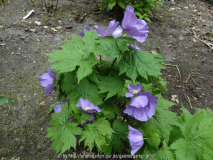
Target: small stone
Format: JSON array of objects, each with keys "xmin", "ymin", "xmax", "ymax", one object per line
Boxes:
[{"xmin": 179, "ymin": 36, "xmax": 184, "ymax": 40}]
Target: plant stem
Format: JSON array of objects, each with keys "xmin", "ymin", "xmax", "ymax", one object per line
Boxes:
[
  {"xmin": 99, "ymin": 55, "xmax": 102, "ymax": 67},
  {"xmin": 108, "ymin": 58, "xmax": 117, "ymax": 75}
]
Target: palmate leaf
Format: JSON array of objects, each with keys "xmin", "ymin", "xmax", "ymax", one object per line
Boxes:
[
  {"xmin": 170, "ymin": 108, "xmax": 213, "ymax": 160},
  {"xmin": 99, "ymin": 103, "xmax": 120, "ymax": 119},
  {"xmin": 93, "ymin": 36, "xmax": 134, "ymax": 60},
  {"xmin": 147, "ymin": 108, "xmax": 182, "ymax": 142},
  {"xmin": 100, "ymin": 119, "xmax": 128, "ymax": 154},
  {"xmin": 139, "ymin": 124, "xmax": 160, "ymax": 150},
  {"xmin": 98, "ymin": 76, "xmax": 125, "ymax": 100},
  {"xmin": 68, "ymin": 78, "xmax": 103, "ymax": 106},
  {"xmin": 155, "ymin": 140, "xmax": 175, "ymax": 160},
  {"xmin": 46, "ymin": 103, "xmax": 82, "ymax": 154},
  {"xmin": 119, "ymin": 49, "xmax": 165, "ymax": 82},
  {"xmin": 47, "ymin": 30, "xmax": 99, "ymax": 82},
  {"xmin": 79, "ymin": 118, "xmax": 114, "ymax": 151},
  {"xmin": 59, "ymin": 71, "xmax": 75, "ymax": 94}
]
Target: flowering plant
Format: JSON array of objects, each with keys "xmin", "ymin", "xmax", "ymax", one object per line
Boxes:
[{"xmin": 38, "ymin": 5, "xmax": 213, "ymax": 159}]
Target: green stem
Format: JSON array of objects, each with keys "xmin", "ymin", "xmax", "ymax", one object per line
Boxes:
[
  {"xmin": 107, "ymin": 58, "xmax": 117, "ymax": 76},
  {"xmin": 99, "ymin": 55, "xmax": 102, "ymax": 67}
]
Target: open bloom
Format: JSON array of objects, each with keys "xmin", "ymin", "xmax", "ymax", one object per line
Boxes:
[
  {"xmin": 124, "ymin": 92, "xmax": 158, "ymax": 121},
  {"xmin": 39, "ymin": 69, "xmax": 56, "ymax": 96},
  {"xmin": 128, "ymin": 125, "xmax": 144, "ymax": 155},
  {"xmin": 122, "ymin": 5, "xmax": 149, "ymax": 43},
  {"xmin": 94, "ymin": 20, "xmax": 123, "ymax": 38},
  {"xmin": 78, "ymin": 25, "xmax": 91, "ymax": 38},
  {"xmin": 125, "ymin": 84, "xmax": 142, "ymax": 98},
  {"xmin": 77, "ymin": 98, "xmax": 101, "ymax": 113},
  {"xmin": 54, "ymin": 100, "xmax": 66, "ymax": 113}
]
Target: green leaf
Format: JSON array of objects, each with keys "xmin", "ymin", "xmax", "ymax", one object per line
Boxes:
[
  {"xmin": 140, "ymin": 124, "xmax": 160, "ymax": 150},
  {"xmin": 79, "ymin": 118, "xmax": 114, "ymax": 151},
  {"xmin": 101, "ymin": 119, "xmax": 128, "ymax": 154},
  {"xmin": 87, "ymin": 70, "xmax": 99, "ymax": 84},
  {"xmin": 71, "ymin": 105, "xmax": 92, "ymax": 124},
  {"xmin": 99, "ymin": 103, "xmax": 120, "ymax": 119},
  {"xmin": 170, "ymin": 108, "xmax": 213, "ymax": 160},
  {"xmin": 155, "ymin": 140, "xmax": 175, "ymax": 160},
  {"xmin": 0, "ymin": 96, "xmax": 8, "ymax": 105},
  {"xmin": 59, "ymin": 72, "xmax": 75, "ymax": 94},
  {"xmin": 68, "ymin": 78, "xmax": 103, "ymax": 105},
  {"xmin": 108, "ymin": 1, "xmax": 116, "ymax": 10},
  {"xmin": 93, "ymin": 37, "xmax": 122, "ymax": 60},
  {"xmin": 47, "ymin": 30, "xmax": 99, "ymax": 82},
  {"xmin": 117, "ymin": 0, "xmax": 126, "ymax": 9},
  {"xmin": 119, "ymin": 49, "xmax": 165, "ymax": 82},
  {"xmin": 147, "ymin": 107, "xmax": 181, "ymax": 142},
  {"xmin": 156, "ymin": 94, "xmax": 174, "ymax": 110},
  {"xmin": 98, "ymin": 76, "xmax": 125, "ymax": 100},
  {"xmin": 116, "ymin": 37, "xmax": 135, "ymax": 53},
  {"xmin": 49, "ymin": 101, "xmax": 60, "ymax": 112},
  {"xmin": 46, "ymin": 103, "xmax": 82, "ymax": 154},
  {"xmin": 77, "ymin": 54, "xmax": 98, "ymax": 83}
]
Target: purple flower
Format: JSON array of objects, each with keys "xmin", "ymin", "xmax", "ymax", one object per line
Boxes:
[
  {"xmin": 81, "ymin": 114, "xmax": 94, "ymax": 126},
  {"xmin": 39, "ymin": 69, "xmax": 56, "ymax": 96},
  {"xmin": 76, "ymin": 98, "xmax": 101, "ymax": 113},
  {"xmin": 122, "ymin": 5, "xmax": 149, "ymax": 43},
  {"xmin": 54, "ymin": 100, "xmax": 66, "ymax": 113},
  {"xmin": 127, "ymin": 44, "xmax": 142, "ymax": 50},
  {"xmin": 125, "ymin": 84, "xmax": 142, "ymax": 98},
  {"xmin": 128, "ymin": 125, "xmax": 144, "ymax": 155},
  {"xmin": 78, "ymin": 25, "xmax": 91, "ymax": 38},
  {"xmin": 94, "ymin": 20, "xmax": 123, "ymax": 38},
  {"xmin": 123, "ymin": 92, "xmax": 158, "ymax": 121}
]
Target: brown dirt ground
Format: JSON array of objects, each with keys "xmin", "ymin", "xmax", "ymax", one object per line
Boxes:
[{"xmin": 0, "ymin": 0, "xmax": 213, "ymax": 159}]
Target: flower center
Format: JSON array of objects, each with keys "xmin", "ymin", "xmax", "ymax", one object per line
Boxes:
[
  {"xmin": 85, "ymin": 107, "xmax": 91, "ymax": 111},
  {"xmin": 133, "ymin": 90, "xmax": 138, "ymax": 94}
]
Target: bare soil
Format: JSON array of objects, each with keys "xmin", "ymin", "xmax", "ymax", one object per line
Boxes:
[{"xmin": 0, "ymin": 0, "xmax": 212, "ymax": 159}]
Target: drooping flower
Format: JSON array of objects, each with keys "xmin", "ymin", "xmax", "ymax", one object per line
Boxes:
[
  {"xmin": 81, "ymin": 114, "xmax": 94, "ymax": 126},
  {"xmin": 122, "ymin": 5, "xmax": 149, "ymax": 43},
  {"xmin": 125, "ymin": 84, "xmax": 142, "ymax": 98},
  {"xmin": 54, "ymin": 100, "xmax": 66, "ymax": 113},
  {"xmin": 123, "ymin": 92, "xmax": 158, "ymax": 121},
  {"xmin": 78, "ymin": 25, "xmax": 91, "ymax": 38},
  {"xmin": 76, "ymin": 98, "xmax": 101, "ymax": 113},
  {"xmin": 39, "ymin": 69, "xmax": 56, "ymax": 96},
  {"xmin": 94, "ymin": 20, "xmax": 123, "ymax": 38},
  {"xmin": 128, "ymin": 125, "xmax": 144, "ymax": 155}
]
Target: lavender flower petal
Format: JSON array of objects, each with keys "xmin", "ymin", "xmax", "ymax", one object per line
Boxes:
[
  {"xmin": 122, "ymin": 5, "xmax": 137, "ymax": 29},
  {"xmin": 122, "ymin": 5, "xmax": 149, "ymax": 43},
  {"xmin": 94, "ymin": 25, "xmax": 108, "ymax": 37},
  {"xmin": 89, "ymin": 114, "xmax": 94, "ymax": 122},
  {"xmin": 39, "ymin": 69, "xmax": 56, "ymax": 96},
  {"xmin": 128, "ymin": 125, "xmax": 144, "ymax": 155},
  {"xmin": 78, "ymin": 32, "xmax": 84, "ymax": 38},
  {"xmin": 112, "ymin": 25, "xmax": 123, "ymax": 38},
  {"xmin": 76, "ymin": 98, "xmax": 101, "ymax": 113},
  {"xmin": 54, "ymin": 104, "xmax": 62, "ymax": 113},
  {"xmin": 84, "ymin": 25, "xmax": 91, "ymax": 31},
  {"xmin": 130, "ymin": 95, "xmax": 148, "ymax": 108},
  {"xmin": 106, "ymin": 20, "xmax": 119, "ymax": 35}
]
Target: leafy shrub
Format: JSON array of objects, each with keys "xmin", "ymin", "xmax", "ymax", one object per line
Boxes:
[
  {"xmin": 38, "ymin": 5, "xmax": 213, "ymax": 159},
  {"xmin": 99, "ymin": 0, "xmax": 163, "ymax": 22}
]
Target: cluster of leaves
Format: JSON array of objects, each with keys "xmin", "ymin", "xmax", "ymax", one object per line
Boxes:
[
  {"xmin": 99, "ymin": 0, "xmax": 163, "ymax": 22},
  {"xmin": 45, "ymin": 28, "xmax": 166, "ymax": 154},
  {"xmin": 0, "ymin": 0, "xmax": 8, "ymax": 5},
  {"xmin": 45, "ymin": 27, "xmax": 213, "ymax": 159}
]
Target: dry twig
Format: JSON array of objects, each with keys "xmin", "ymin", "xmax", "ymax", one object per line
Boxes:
[
  {"xmin": 186, "ymin": 96, "xmax": 193, "ymax": 108},
  {"xmin": 163, "ymin": 63, "xmax": 181, "ymax": 80}
]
